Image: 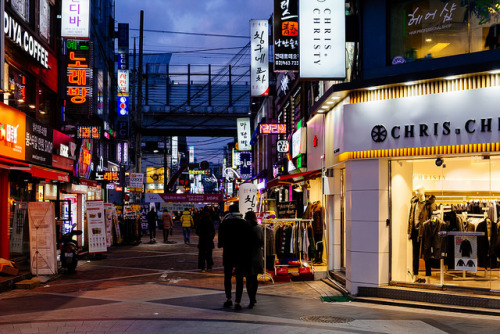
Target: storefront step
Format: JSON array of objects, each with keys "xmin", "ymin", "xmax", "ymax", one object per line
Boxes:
[{"xmin": 357, "ymin": 286, "xmax": 500, "ymax": 314}]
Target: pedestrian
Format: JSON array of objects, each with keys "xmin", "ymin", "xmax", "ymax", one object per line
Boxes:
[
  {"xmin": 218, "ymin": 203, "xmax": 252, "ymax": 310},
  {"xmin": 244, "ymin": 210, "xmax": 264, "ymax": 309},
  {"xmin": 161, "ymin": 208, "xmax": 174, "ymax": 243},
  {"xmin": 146, "ymin": 207, "xmax": 157, "ymax": 243},
  {"xmin": 180, "ymin": 208, "xmax": 194, "ymax": 244},
  {"xmin": 196, "ymin": 206, "xmax": 215, "ymax": 272}
]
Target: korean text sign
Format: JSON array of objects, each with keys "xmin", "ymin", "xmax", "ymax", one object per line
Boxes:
[
  {"xmin": 250, "ymin": 20, "xmax": 269, "ymax": 97},
  {"xmin": 61, "ymin": 0, "xmax": 90, "ymax": 39},
  {"xmin": 237, "ymin": 118, "xmax": 251, "ymax": 151},
  {"xmin": 274, "ymin": 0, "xmax": 299, "ymax": 72}
]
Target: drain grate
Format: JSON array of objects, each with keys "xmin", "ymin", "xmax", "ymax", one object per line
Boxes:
[{"xmin": 300, "ymin": 315, "xmax": 354, "ymax": 324}]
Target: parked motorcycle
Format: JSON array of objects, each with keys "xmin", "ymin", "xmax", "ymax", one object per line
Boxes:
[{"xmin": 60, "ymin": 224, "xmax": 83, "ymax": 273}]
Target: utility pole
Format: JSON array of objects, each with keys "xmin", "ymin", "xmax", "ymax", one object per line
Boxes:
[{"xmin": 136, "ymin": 10, "xmax": 144, "ymax": 173}]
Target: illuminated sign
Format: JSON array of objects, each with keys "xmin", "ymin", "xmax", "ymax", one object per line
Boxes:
[
  {"xmin": 237, "ymin": 118, "xmax": 251, "ymax": 151},
  {"xmin": 65, "ymin": 40, "xmax": 93, "ymax": 115},
  {"xmin": 4, "ymin": 12, "xmax": 49, "ymax": 68},
  {"xmin": 189, "ymin": 146, "xmax": 195, "ymax": 164},
  {"xmin": 0, "ymin": 103, "xmax": 26, "ymax": 160},
  {"xmin": 77, "ymin": 126, "xmax": 101, "ymax": 139},
  {"xmin": 118, "ymin": 95, "xmax": 129, "ymax": 116},
  {"xmin": 299, "ymin": 0, "xmax": 346, "ymax": 79},
  {"xmin": 250, "ymin": 20, "xmax": 269, "ymax": 97},
  {"xmin": 94, "ymin": 171, "xmax": 121, "ymax": 183},
  {"xmin": 273, "ymin": 0, "xmax": 299, "ymax": 72},
  {"xmin": 117, "ymin": 70, "xmax": 129, "ymax": 93},
  {"xmin": 259, "ymin": 123, "xmax": 286, "ymax": 134},
  {"xmin": 189, "ymin": 170, "xmax": 210, "ymax": 175},
  {"xmin": 61, "ymin": 0, "xmax": 90, "ymax": 39}
]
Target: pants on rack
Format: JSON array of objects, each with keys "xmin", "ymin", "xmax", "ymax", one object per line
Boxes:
[
  {"xmin": 223, "ymin": 264, "xmax": 244, "ymax": 303},
  {"xmin": 246, "ymin": 274, "xmax": 258, "ymax": 304}
]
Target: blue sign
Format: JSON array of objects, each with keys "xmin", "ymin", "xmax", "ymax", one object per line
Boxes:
[
  {"xmin": 118, "ymin": 53, "xmax": 128, "ymax": 70},
  {"xmin": 118, "ymin": 96, "xmax": 129, "ymax": 116}
]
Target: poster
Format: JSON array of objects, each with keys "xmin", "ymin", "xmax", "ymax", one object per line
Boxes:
[
  {"xmin": 454, "ymin": 235, "xmax": 477, "ymax": 271},
  {"xmin": 104, "ymin": 203, "xmax": 116, "ymax": 247},
  {"xmin": 250, "ymin": 20, "xmax": 269, "ymax": 97},
  {"xmin": 10, "ymin": 202, "xmax": 28, "ymax": 254},
  {"xmin": 86, "ymin": 200, "xmax": 107, "ymax": 253},
  {"xmin": 28, "ymin": 202, "xmax": 57, "ymax": 275},
  {"xmin": 61, "ymin": 194, "xmax": 78, "ymax": 235}
]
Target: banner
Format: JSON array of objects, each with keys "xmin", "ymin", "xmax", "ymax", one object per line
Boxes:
[
  {"xmin": 145, "ymin": 193, "xmax": 223, "ymax": 203},
  {"xmin": 250, "ymin": 20, "xmax": 269, "ymax": 97},
  {"xmin": 238, "ymin": 183, "xmax": 258, "ymax": 214},
  {"xmin": 299, "ymin": 0, "xmax": 346, "ymax": 79},
  {"xmin": 86, "ymin": 200, "xmax": 107, "ymax": 253},
  {"xmin": 28, "ymin": 202, "xmax": 57, "ymax": 275},
  {"xmin": 274, "ymin": 0, "xmax": 299, "ymax": 72},
  {"xmin": 104, "ymin": 203, "xmax": 119, "ymax": 246}
]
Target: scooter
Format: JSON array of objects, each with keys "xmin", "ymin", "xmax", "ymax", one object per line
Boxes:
[{"xmin": 60, "ymin": 224, "xmax": 83, "ymax": 273}]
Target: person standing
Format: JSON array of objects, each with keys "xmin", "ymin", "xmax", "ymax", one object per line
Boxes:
[
  {"xmin": 161, "ymin": 208, "xmax": 174, "ymax": 243},
  {"xmin": 146, "ymin": 207, "xmax": 157, "ymax": 243},
  {"xmin": 196, "ymin": 206, "xmax": 215, "ymax": 272},
  {"xmin": 244, "ymin": 211, "xmax": 263, "ymax": 309},
  {"xmin": 180, "ymin": 208, "xmax": 194, "ymax": 244},
  {"xmin": 218, "ymin": 203, "xmax": 252, "ymax": 310}
]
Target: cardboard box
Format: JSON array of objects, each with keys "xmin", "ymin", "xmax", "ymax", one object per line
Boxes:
[
  {"xmin": 0, "ymin": 264, "xmax": 19, "ymax": 276},
  {"xmin": 15, "ymin": 279, "xmax": 40, "ymax": 289}
]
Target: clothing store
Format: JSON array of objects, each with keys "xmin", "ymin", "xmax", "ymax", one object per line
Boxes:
[{"xmin": 328, "ymin": 75, "xmax": 500, "ymax": 294}]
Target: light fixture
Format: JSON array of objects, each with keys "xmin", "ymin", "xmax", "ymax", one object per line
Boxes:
[
  {"xmin": 489, "ymin": 70, "xmax": 500, "ymax": 74},
  {"xmin": 326, "ymin": 101, "xmax": 334, "ymax": 105},
  {"xmin": 425, "ymin": 38, "xmax": 432, "ymax": 42},
  {"xmin": 17, "ymin": 98, "xmax": 24, "ymax": 103},
  {"xmin": 404, "ymin": 81, "xmax": 416, "ymax": 86},
  {"xmin": 444, "ymin": 75, "xmax": 459, "ymax": 80},
  {"xmin": 29, "ymin": 105, "xmax": 36, "ymax": 109},
  {"xmin": 367, "ymin": 86, "xmax": 377, "ymax": 91},
  {"xmin": 153, "ymin": 149, "xmax": 159, "ymax": 153},
  {"xmin": 38, "ymin": 110, "xmax": 47, "ymax": 114},
  {"xmin": 330, "ymin": 96, "xmax": 340, "ymax": 100}
]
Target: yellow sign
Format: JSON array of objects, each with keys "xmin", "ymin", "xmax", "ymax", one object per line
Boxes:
[{"xmin": 146, "ymin": 167, "xmax": 164, "ymax": 183}]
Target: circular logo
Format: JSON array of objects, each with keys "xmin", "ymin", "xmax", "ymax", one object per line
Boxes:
[{"xmin": 371, "ymin": 125, "xmax": 388, "ymax": 143}]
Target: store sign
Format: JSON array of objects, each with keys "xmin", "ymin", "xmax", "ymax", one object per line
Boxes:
[
  {"xmin": 259, "ymin": 123, "xmax": 286, "ymax": 134},
  {"xmin": 118, "ymin": 95, "xmax": 129, "ymax": 116},
  {"xmin": 336, "ymin": 86, "xmax": 500, "ymax": 154},
  {"xmin": 129, "ymin": 173, "xmax": 144, "ymax": 192},
  {"xmin": 94, "ymin": 171, "xmax": 122, "ymax": 183},
  {"xmin": 25, "ymin": 118, "xmax": 53, "ymax": 165},
  {"xmin": 117, "ymin": 70, "xmax": 129, "ymax": 93},
  {"xmin": 189, "ymin": 170, "xmax": 210, "ymax": 175},
  {"xmin": 189, "ymin": 145, "xmax": 195, "ymax": 163},
  {"xmin": 299, "ymin": 0, "xmax": 346, "ymax": 79},
  {"xmin": 76, "ymin": 140, "xmax": 93, "ymax": 179},
  {"xmin": 0, "ymin": 103, "xmax": 26, "ymax": 160},
  {"xmin": 273, "ymin": 0, "xmax": 299, "ymax": 72},
  {"xmin": 77, "ymin": 126, "xmax": 101, "ymax": 139},
  {"xmin": 66, "ymin": 40, "xmax": 93, "ymax": 111},
  {"xmin": 4, "ymin": 11, "xmax": 50, "ymax": 68},
  {"xmin": 277, "ymin": 140, "xmax": 289, "ymax": 153},
  {"xmin": 307, "ymin": 114, "xmax": 325, "ymax": 171},
  {"xmin": 144, "ymin": 193, "xmax": 223, "ymax": 203},
  {"xmin": 237, "ymin": 118, "xmax": 252, "ymax": 151},
  {"xmin": 146, "ymin": 167, "xmax": 164, "ymax": 183},
  {"xmin": 292, "ymin": 127, "xmax": 307, "ymax": 158},
  {"xmin": 53, "ymin": 130, "xmax": 77, "ymax": 160},
  {"xmin": 250, "ymin": 20, "xmax": 269, "ymax": 97},
  {"xmin": 239, "ymin": 183, "xmax": 258, "ymax": 213},
  {"xmin": 61, "ymin": 0, "xmax": 90, "ymax": 39},
  {"xmin": 239, "ymin": 151, "xmax": 253, "ymax": 179}
]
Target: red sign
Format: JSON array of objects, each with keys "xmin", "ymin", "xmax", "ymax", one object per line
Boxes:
[
  {"xmin": 145, "ymin": 193, "xmax": 223, "ymax": 203},
  {"xmin": 0, "ymin": 102, "xmax": 26, "ymax": 160},
  {"xmin": 259, "ymin": 123, "xmax": 286, "ymax": 134}
]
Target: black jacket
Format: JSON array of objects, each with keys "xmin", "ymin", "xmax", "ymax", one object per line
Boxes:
[
  {"xmin": 420, "ymin": 218, "xmax": 447, "ymax": 260},
  {"xmin": 196, "ymin": 214, "xmax": 215, "ymax": 249},
  {"xmin": 218, "ymin": 212, "xmax": 252, "ymax": 267}
]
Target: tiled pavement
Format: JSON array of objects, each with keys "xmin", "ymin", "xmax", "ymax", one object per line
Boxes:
[{"xmin": 0, "ymin": 227, "xmax": 500, "ymax": 333}]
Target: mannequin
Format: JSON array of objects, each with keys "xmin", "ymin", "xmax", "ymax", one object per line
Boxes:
[
  {"xmin": 311, "ymin": 201, "xmax": 325, "ymax": 264},
  {"xmin": 420, "ymin": 208, "xmax": 447, "ymax": 280},
  {"xmin": 407, "ymin": 186, "xmax": 434, "ymax": 282}
]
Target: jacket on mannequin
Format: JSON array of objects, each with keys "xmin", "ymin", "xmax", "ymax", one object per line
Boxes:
[{"xmin": 408, "ymin": 195, "xmax": 435, "ymax": 240}]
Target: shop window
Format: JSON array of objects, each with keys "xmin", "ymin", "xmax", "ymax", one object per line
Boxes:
[
  {"xmin": 9, "ymin": 0, "xmax": 30, "ymax": 22},
  {"xmin": 6, "ymin": 66, "xmax": 35, "ymax": 112},
  {"xmin": 39, "ymin": 0, "xmax": 51, "ymax": 41},
  {"xmin": 38, "ymin": 85, "xmax": 56, "ymax": 123},
  {"xmin": 391, "ymin": 156, "xmax": 500, "ymax": 291},
  {"xmin": 388, "ymin": 0, "xmax": 500, "ymax": 64}
]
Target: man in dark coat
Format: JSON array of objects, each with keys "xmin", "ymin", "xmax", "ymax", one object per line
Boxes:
[
  {"xmin": 218, "ymin": 203, "xmax": 252, "ymax": 310},
  {"xmin": 146, "ymin": 207, "xmax": 157, "ymax": 243}
]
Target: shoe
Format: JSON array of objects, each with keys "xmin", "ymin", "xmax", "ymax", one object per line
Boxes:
[
  {"xmin": 248, "ymin": 302, "xmax": 255, "ymax": 309},
  {"xmin": 234, "ymin": 303, "xmax": 242, "ymax": 310},
  {"xmin": 223, "ymin": 300, "xmax": 233, "ymax": 308}
]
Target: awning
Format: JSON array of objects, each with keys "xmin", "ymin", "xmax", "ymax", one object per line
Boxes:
[
  {"xmin": 266, "ymin": 169, "xmax": 321, "ymax": 189},
  {"xmin": 29, "ymin": 165, "xmax": 70, "ymax": 182}
]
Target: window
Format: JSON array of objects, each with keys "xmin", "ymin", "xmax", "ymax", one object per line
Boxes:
[
  {"xmin": 389, "ymin": 0, "xmax": 500, "ymax": 64},
  {"xmin": 10, "ymin": 0, "xmax": 29, "ymax": 22},
  {"xmin": 39, "ymin": 0, "xmax": 51, "ymax": 40}
]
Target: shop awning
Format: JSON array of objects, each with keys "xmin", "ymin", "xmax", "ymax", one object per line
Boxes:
[
  {"xmin": 266, "ymin": 169, "xmax": 321, "ymax": 189},
  {"xmin": 29, "ymin": 165, "xmax": 70, "ymax": 182}
]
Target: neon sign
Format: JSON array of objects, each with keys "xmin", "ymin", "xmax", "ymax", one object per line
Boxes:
[{"xmin": 259, "ymin": 123, "xmax": 286, "ymax": 134}]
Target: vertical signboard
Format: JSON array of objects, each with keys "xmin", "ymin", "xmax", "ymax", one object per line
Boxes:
[
  {"xmin": 237, "ymin": 118, "xmax": 251, "ymax": 151},
  {"xmin": 250, "ymin": 20, "xmax": 269, "ymax": 97},
  {"xmin": 25, "ymin": 118, "xmax": 53, "ymax": 166},
  {"xmin": 117, "ymin": 70, "xmax": 129, "ymax": 93},
  {"xmin": 239, "ymin": 183, "xmax": 258, "ymax": 214},
  {"xmin": 61, "ymin": 0, "xmax": 90, "ymax": 39},
  {"xmin": 66, "ymin": 40, "xmax": 93, "ymax": 115},
  {"xmin": 86, "ymin": 200, "xmax": 107, "ymax": 253},
  {"xmin": 189, "ymin": 146, "xmax": 195, "ymax": 164},
  {"xmin": 239, "ymin": 151, "xmax": 253, "ymax": 179},
  {"xmin": 299, "ymin": 0, "xmax": 346, "ymax": 79},
  {"xmin": 28, "ymin": 202, "xmax": 57, "ymax": 275},
  {"xmin": 274, "ymin": 0, "xmax": 299, "ymax": 72}
]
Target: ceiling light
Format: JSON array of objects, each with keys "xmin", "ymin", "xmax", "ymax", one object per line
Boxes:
[
  {"xmin": 326, "ymin": 101, "xmax": 334, "ymax": 105},
  {"xmin": 404, "ymin": 81, "xmax": 416, "ymax": 86},
  {"xmin": 425, "ymin": 38, "xmax": 432, "ymax": 42},
  {"xmin": 367, "ymin": 86, "xmax": 377, "ymax": 91},
  {"xmin": 17, "ymin": 98, "xmax": 24, "ymax": 103},
  {"xmin": 29, "ymin": 105, "xmax": 36, "ymax": 109},
  {"xmin": 153, "ymin": 149, "xmax": 159, "ymax": 153},
  {"xmin": 39, "ymin": 110, "xmax": 47, "ymax": 114},
  {"xmin": 330, "ymin": 96, "xmax": 340, "ymax": 100},
  {"xmin": 489, "ymin": 70, "xmax": 500, "ymax": 74},
  {"xmin": 444, "ymin": 75, "xmax": 459, "ymax": 80}
]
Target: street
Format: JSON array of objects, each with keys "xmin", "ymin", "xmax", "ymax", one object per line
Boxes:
[{"xmin": 0, "ymin": 225, "xmax": 499, "ymax": 334}]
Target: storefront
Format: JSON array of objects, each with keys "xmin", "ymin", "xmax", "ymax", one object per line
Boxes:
[{"xmin": 328, "ymin": 73, "xmax": 500, "ymax": 294}]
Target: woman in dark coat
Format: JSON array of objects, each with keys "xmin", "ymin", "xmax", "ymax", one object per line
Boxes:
[
  {"xmin": 244, "ymin": 211, "xmax": 264, "ymax": 309},
  {"xmin": 196, "ymin": 207, "xmax": 215, "ymax": 271}
]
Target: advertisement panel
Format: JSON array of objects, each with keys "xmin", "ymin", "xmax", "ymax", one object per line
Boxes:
[
  {"xmin": 61, "ymin": 0, "xmax": 90, "ymax": 39},
  {"xmin": 238, "ymin": 183, "xmax": 258, "ymax": 214},
  {"xmin": 250, "ymin": 20, "xmax": 269, "ymax": 97},
  {"xmin": 299, "ymin": 0, "xmax": 346, "ymax": 79},
  {"xmin": 86, "ymin": 200, "xmax": 107, "ymax": 253},
  {"xmin": 129, "ymin": 173, "xmax": 144, "ymax": 193},
  {"xmin": 28, "ymin": 202, "xmax": 57, "ymax": 275},
  {"xmin": 0, "ymin": 102, "xmax": 26, "ymax": 160},
  {"xmin": 273, "ymin": 0, "xmax": 299, "ymax": 72},
  {"xmin": 117, "ymin": 70, "xmax": 129, "ymax": 93}
]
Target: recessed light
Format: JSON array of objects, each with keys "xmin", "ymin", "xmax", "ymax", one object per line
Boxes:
[
  {"xmin": 367, "ymin": 87, "xmax": 377, "ymax": 91},
  {"xmin": 330, "ymin": 96, "xmax": 340, "ymax": 100},
  {"xmin": 489, "ymin": 70, "xmax": 500, "ymax": 74},
  {"xmin": 404, "ymin": 81, "xmax": 416, "ymax": 86},
  {"xmin": 326, "ymin": 101, "xmax": 334, "ymax": 105},
  {"xmin": 444, "ymin": 76, "xmax": 458, "ymax": 80}
]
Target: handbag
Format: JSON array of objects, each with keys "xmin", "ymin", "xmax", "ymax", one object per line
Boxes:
[
  {"xmin": 276, "ymin": 267, "xmax": 288, "ymax": 276},
  {"xmin": 299, "ymin": 266, "xmax": 312, "ymax": 275}
]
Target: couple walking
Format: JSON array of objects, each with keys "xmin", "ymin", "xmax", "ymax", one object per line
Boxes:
[{"xmin": 218, "ymin": 204, "xmax": 264, "ymax": 310}]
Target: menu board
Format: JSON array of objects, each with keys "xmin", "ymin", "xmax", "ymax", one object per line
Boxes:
[
  {"xmin": 28, "ymin": 202, "xmax": 57, "ymax": 275},
  {"xmin": 86, "ymin": 200, "xmax": 107, "ymax": 253}
]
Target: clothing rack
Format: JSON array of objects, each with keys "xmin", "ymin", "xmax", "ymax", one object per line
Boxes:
[{"xmin": 260, "ymin": 218, "xmax": 314, "ymax": 283}]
